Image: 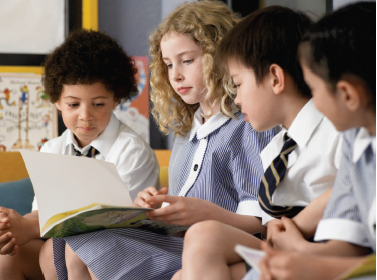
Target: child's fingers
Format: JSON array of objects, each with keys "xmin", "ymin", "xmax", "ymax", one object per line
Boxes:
[
  {"xmin": 158, "ymin": 187, "xmax": 168, "ymax": 195},
  {"xmin": 144, "ymin": 186, "xmax": 159, "ymax": 196},
  {"xmin": 0, "ymin": 232, "xmax": 13, "ymax": 244},
  {"xmin": 146, "ymin": 195, "xmax": 176, "ymax": 204},
  {"xmin": 9, "ymin": 244, "xmax": 18, "ymax": 257},
  {"xmin": 0, "ymin": 222, "xmax": 10, "ymax": 230},
  {"xmin": 0, "ymin": 238, "xmax": 16, "ymax": 255},
  {"xmin": 0, "ymin": 212, "xmax": 9, "ymax": 224},
  {"xmin": 258, "ymin": 256, "xmax": 272, "ymax": 280},
  {"xmin": 280, "ymin": 217, "xmax": 296, "ymax": 231}
]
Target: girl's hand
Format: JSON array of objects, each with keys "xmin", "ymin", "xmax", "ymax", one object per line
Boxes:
[
  {"xmin": 145, "ymin": 196, "xmax": 219, "ymax": 226},
  {"xmin": 134, "ymin": 187, "xmax": 168, "ymax": 208}
]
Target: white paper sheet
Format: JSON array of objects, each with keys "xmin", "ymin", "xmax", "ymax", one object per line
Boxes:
[
  {"xmin": 234, "ymin": 244, "xmax": 266, "ymax": 273},
  {"xmin": 19, "ymin": 150, "xmax": 134, "ymax": 233},
  {"xmin": 0, "ymin": 0, "xmax": 65, "ymax": 54}
]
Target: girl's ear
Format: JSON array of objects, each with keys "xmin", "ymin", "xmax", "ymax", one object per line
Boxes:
[
  {"xmin": 269, "ymin": 64, "xmax": 285, "ymax": 95},
  {"xmin": 336, "ymin": 80, "xmax": 361, "ymax": 112}
]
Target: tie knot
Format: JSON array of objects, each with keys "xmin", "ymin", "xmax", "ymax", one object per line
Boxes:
[
  {"xmin": 74, "ymin": 146, "xmax": 98, "ymax": 158},
  {"xmin": 280, "ymin": 133, "xmax": 297, "ymax": 155}
]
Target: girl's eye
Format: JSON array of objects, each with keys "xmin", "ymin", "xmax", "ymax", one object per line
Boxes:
[
  {"xmin": 166, "ymin": 63, "xmax": 173, "ymax": 69},
  {"xmin": 183, "ymin": 59, "xmax": 193, "ymax": 64}
]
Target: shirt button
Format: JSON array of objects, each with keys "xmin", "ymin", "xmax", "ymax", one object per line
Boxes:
[{"xmin": 193, "ymin": 164, "xmax": 198, "ymax": 171}]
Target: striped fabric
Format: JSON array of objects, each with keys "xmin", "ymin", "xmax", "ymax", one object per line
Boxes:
[
  {"xmin": 258, "ymin": 134, "xmax": 304, "ymax": 218},
  {"xmin": 314, "ymin": 128, "xmax": 376, "ymax": 251},
  {"xmin": 52, "ymin": 110, "xmax": 277, "ymax": 280},
  {"xmin": 74, "ymin": 146, "xmax": 99, "ymax": 157}
]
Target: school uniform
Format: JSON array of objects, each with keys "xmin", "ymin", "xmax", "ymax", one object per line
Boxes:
[
  {"xmin": 32, "ymin": 113, "xmax": 160, "ymax": 209},
  {"xmin": 53, "ymin": 108, "xmax": 276, "ymax": 280},
  {"xmin": 256, "ymin": 99, "xmax": 342, "ymax": 225},
  {"xmin": 242, "ymin": 99, "xmax": 343, "ymax": 280},
  {"xmin": 314, "ymin": 127, "xmax": 376, "ymax": 251}
]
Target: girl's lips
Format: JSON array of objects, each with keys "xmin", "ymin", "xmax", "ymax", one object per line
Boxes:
[{"xmin": 177, "ymin": 87, "xmax": 191, "ymax": 95}]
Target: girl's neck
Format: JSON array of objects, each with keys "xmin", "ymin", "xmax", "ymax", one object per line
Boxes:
[{"xmin": 200, "ymin": 101, "xmax": 220, "ymax": 123}]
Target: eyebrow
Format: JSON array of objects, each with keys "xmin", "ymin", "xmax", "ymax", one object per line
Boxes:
[
  {"xmin": 63, "ymin": 96, "xmax": 109, "ymax": 100},
  {"xmin": 162, "ymin": 50, "xmax": 196, "ymax": 61}
]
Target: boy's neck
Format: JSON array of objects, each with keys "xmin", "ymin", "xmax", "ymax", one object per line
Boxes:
[{"xmin": 280, "ymin": 92, "xmax": 311, "ymax": 130}]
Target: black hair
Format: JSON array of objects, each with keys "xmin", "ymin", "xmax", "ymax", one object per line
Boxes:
[
  {"xmin": 299, "ymin": 2, "xmax": 375, "ymax": 109},
  {"xmin": 43, "ymin": 29, "xmax": 138, "ymax": 103},
  {"xmin": 217, "ymin": 5, "xmax": 313, "ymax": 97}
]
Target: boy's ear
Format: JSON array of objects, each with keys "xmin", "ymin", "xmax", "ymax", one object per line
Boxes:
[
  {"xmin": 55, "ymin": 102, "xmax": 62, "ymax": 111},
  {"xmin": 336, "ymin": 80, "xmax": 361, "ymax": 112},
  {"xmin": 269, "ymin": 64, "xmax": 285, "ymax": 95}
]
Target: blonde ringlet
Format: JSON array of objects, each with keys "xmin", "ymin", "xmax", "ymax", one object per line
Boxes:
[{"xmin": 149, "ymin": 0, "xmax": 240, "ymax": 136}]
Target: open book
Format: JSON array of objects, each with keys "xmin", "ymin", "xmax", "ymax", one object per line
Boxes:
[
  {"xmin": 20, "ymin": 150, "xmax": 186, "ymax": 238},
  {"xmin": 234, "ymin": 244, "xmax": 265, "ymax": 274}
]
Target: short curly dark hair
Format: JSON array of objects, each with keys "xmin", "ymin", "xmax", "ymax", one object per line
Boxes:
[{"xmin": 43, "ymin": 29, "xmax": 138, "ymax": 103}]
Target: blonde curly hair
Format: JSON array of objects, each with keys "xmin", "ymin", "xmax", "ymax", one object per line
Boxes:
[{"xmin": 149, "ymin": 0, "xmax": 240, "ymax": 136}]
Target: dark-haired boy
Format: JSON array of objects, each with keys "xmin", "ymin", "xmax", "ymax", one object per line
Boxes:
[
  {"xmin": 0, "ymin": 29, "xmax": 160, "ymax": 280},
  {"xmin": 172, "ymin": 6, "xmax": 343, "ymax": 280}
]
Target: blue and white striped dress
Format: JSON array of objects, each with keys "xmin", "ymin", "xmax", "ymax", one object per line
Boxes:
[{"xmin": 53, "ymin": 108, "xmax": 276, "ymax": 280}]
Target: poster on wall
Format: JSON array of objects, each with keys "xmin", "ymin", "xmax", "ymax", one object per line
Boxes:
[
  {"xmin": 113, "ymin": 56, "xmax": 150, "ymax": 143},
  {"xmin": 0, "ymin": 73, "xmax": 56, "ymax": 151}
]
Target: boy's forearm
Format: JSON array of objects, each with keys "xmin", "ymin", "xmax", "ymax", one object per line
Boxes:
[
  {"xmin": 298, "ymin": 239, "xmax": 371, "ymax": 257},
  {"xmin": 293, "ymin": 188, "xmax": 332, "ymax": 239}
]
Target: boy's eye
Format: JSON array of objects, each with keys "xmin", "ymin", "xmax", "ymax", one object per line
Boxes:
[
  {"xmin": 68, "ymin": 103, "xmax": 79, "ymax": 107},
  {"xmin": 94, "ymin": 103, "xmax": 105, "ymax": 107}
]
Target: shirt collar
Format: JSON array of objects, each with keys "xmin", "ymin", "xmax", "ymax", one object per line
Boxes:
[
  {"xmin": 65, "ymin": 113, "xmax": 119, "ymax": 157},
  {"xmin": 189, "ymin": 105, "xmax": 238, "ymax": 141},
  {"xmin": 287, "ymin": 99, "xmax": 324, "ymax": 147},
  {"xmin": 353, "ymin": 127, "xmax": 376, "ymax": 163}
]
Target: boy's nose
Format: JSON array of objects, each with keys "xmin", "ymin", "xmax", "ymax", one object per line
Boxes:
[{"xmin": 79, "ymin": 107, "xmax": 94, "ymax": 121}]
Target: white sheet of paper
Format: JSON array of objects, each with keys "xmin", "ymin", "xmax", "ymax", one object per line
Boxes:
[
  {"xmin": 0, "ymin": 0, "xmax": 65, "ymax": 54},
  {"xmin": 20, "ymin": 150, "xmax": 133, "ymax": 233},
  {"xmin": 234, "ymin": 244, "xmax": 266, "ymax": 273}
]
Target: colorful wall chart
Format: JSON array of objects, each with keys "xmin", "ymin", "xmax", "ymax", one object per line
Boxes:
[{"xmin": 0, "ymin": 73, "xmax": 56, "ymax": 151}]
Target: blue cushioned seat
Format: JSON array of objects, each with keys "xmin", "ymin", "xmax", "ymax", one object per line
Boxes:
[{"xmin": 0, "ymin": 178, "xmax": 34, "ymax": 216}]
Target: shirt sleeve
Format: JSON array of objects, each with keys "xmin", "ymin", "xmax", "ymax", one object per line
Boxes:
[
  {"xmin": 314, "ymin": 131, "xmax": 370, "ymax": 247},
  {"xmin": 233, "ymin": 127, "xmax": 275, "ymax": 217},
  {"xmin": 112, "ymin": 137, "xmax": 160, "ymax": 202}
]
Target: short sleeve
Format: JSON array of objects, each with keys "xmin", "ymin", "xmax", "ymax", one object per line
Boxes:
[
  {"xmin": 234, "ymin": 128, "xmax": 275, "ymax": 217},
  {"xmin": 314, "ymin": 132, "xmax": 371, "ymax": 247}
]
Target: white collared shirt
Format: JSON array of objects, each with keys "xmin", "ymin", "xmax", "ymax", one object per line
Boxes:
[
  {"xmin": 257, "ymin": 99, "xmax": 342, "ymax": 225},
  {"xmin": 32, "ymin": 113, "xmax": 159, "ymax": 210}
]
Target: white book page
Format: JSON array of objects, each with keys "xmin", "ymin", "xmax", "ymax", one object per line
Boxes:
[
  {"xmin": 234, "ymin": 244, "xmax": 266, "ymax": 273},
  {"xmin": 20, "ymin": 150, "xmax": 134, "ymax": 233}
]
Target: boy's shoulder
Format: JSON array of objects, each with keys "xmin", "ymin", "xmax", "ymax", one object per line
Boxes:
[{"xmin": 40, "ymin": 129, "xmax": 70, "ymax": 153}]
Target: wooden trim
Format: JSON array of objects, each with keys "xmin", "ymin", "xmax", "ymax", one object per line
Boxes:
[
  {"xmin": 82, "ymin": 0, "xmax": 98, "ymax": 30},
  {"xmin": 0, "ymin": 66, "xmax": 44, "ymax": 74}
]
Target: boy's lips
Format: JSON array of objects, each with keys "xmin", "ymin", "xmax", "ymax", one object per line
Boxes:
[
  {"xmin": 177, "ymin": 87, "xmax": 191, "ymax": 95},
  {"xmin": 78, "ymin": 127, "xmax": 94, "ymax": 132}
]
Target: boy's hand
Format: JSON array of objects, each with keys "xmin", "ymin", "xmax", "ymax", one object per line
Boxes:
[
  {"xmin": 0, "ymin": 207, "xmax": 37, "ymax": 249},
  {"xmin": 145, "ymin": 196, "xmax": 218, "ymax": 226},
  {"xmin": 269, "ymin": 217, "xmax": 306, "ymax": 251},
  {"xmin": 266, "ymin": 219, "xmax": 283, "ymax": 245},
  {"xmin": 134, "ymin": 187, "xmax": 168, "ymax": 208}
]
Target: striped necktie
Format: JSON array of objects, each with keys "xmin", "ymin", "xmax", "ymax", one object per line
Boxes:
[
  {"xmin": 258, "ymin": 133, "xmax": 304, "ymax": 218},
  {"xmin": 74, "ymin": 146, "xmax": 98, "ymax": 158}
]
